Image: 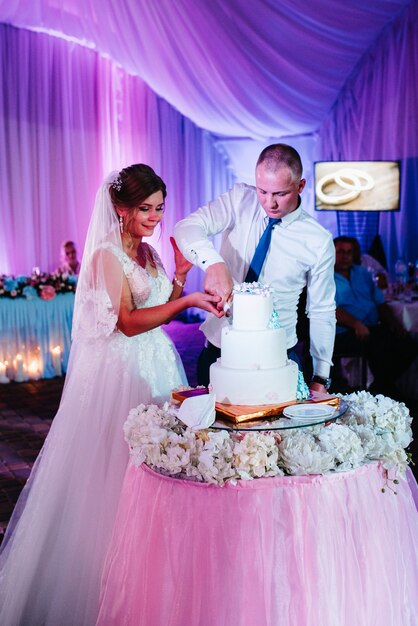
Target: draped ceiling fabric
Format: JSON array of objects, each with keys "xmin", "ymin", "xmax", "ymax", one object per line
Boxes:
[
  {"xmin": 0, "ymin": 0, "xmax": 413, "ymax": 139},
  {"xmin": 0, "ymin": 0, "xmax": 417, "ymax": 275}
]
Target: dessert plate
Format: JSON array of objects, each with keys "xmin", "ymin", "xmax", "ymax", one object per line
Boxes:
[{"xmin": 283, "ymin": 403, "xmax": 336, "ymax": 420}]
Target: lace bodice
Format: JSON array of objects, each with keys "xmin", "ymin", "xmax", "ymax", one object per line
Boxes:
[
  {"xmin": 103, "ymin": 242, "xmax": 173, "ymax": 309},
  {"xmin": 72, "ymin": 242, "xmax": 173, "ymax": 341}
]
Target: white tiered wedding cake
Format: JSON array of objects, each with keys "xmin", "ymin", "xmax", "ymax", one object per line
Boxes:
[{"xmin": 209, "ymin": 283, "xmax": 299, "ymax": 405}]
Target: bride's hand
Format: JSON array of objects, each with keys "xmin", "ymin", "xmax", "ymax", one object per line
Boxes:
[
  {"xmin": 188, "ymin": 292, "xmax": 225, "ymax": 318},
  {"xmin": 170, "ymin": 237, "xmax": 193, "ymax": 279}
]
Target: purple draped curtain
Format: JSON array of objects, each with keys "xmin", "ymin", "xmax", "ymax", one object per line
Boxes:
[{"xmin": 0, "ymin": 23, "xmax": 234, "ymax": 290}]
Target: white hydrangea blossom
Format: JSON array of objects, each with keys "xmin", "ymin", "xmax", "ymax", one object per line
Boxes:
[
  {"xmin": 338, "ymin": 391, "xmax": 412, "ymax": 473},
  {"xmin": 233, "ymin": 432, "xmax": 283, "ymax": 479},
  {"xmin": 351, "ymin": 424, "xmax": 386, "ymax": 459},
  {"xmin": 194, "ymin": 431, "xmax": 236, "ymax": 484},
  {"xmin": 317, "ymin": 424, "xmax": 364, "ymax": 469}
]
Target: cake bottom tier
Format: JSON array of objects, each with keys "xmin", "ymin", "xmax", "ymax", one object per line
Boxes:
[{"xmin": 210, "ymin": 359, "xmax": 299, "ymax": 405}]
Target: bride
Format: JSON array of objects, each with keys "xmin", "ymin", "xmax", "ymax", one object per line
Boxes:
[{"xmin": 0, "ymin": 164, "xmax": 222, "ymax": 626}]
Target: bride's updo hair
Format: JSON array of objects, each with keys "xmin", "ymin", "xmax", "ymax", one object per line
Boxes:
[{"xmin": 109, "ymin": 164, "xmax": 167, "ymax": 210}]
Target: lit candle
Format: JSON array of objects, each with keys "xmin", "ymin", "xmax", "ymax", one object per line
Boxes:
[
  {"xmin": 27, "ymin": 359, "xmax": 41, "ymax": 380},
  {"xmin": 0, "ymin": 361, "xmax": 10, "ymax": 384},
  {"xmin": 14, "ymin": 354, "xmax": 26, "ymax": 382},
  {"xmin": 51, "ymin": 346, "xmax": 62, "ymax": 376}
]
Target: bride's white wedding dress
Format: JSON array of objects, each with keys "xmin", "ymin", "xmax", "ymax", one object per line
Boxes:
[{"xmin": 0, "ymin": 244, "xmax": 187, "ymax": 626}]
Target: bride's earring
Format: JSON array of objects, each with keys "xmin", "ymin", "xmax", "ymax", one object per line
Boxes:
[{"xmin": 119, "ymin": 215, "xmax": 123, "ymax": 234}]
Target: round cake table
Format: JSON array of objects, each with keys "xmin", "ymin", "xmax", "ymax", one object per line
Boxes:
[{"xmin": 96, "ymin": 462, "xmax": 418, "ymax": 626}]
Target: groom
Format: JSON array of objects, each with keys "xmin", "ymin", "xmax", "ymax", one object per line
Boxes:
[{"xmin": 174, "ymin": 143, "xmax": 336, "ymax": 393}]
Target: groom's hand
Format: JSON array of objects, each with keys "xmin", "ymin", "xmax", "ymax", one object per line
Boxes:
[{"xmin": 203, "ymin": 263, "xmax": 233, "ymax": 311}]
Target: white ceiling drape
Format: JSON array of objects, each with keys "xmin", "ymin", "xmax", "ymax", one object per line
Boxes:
[
  {"xmin": 318, "ymin": 0, "xmax": 418, "ymax": 269},
  {"xmin": 0, "ymin": 0, "xmax": 412, "ymax": 138}
]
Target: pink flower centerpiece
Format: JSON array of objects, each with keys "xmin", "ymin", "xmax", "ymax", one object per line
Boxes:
[{"xmin": 39, "ymin": 285, "xmax": 56, "ymax": 300}]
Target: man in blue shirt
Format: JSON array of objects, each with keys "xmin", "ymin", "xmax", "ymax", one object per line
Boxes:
[{"xmin": 333, "ymin": 236, "xmax": 417, "ymax": 397}]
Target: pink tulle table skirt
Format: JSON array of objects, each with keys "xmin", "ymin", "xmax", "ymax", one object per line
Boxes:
[{"xmin": 97, "ymin": 463, "xmax": 418, "ymax": 626}]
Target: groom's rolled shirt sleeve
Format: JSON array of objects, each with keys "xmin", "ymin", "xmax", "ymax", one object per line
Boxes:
[{"xmin": 174, "ymin": 185, "xmax": 240, "ymax": 271}]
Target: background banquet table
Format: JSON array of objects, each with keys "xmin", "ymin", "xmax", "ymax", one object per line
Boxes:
[
  {"xmin": 97, "ymin": 462, "xmax": 418, "ymax": 626},
  {"xmin": 387, "ymin": 299, "xmax": 418, "ymax": 400},
  {"xmin": 387, "ymin": 298, "xmax": 418, "ymax": 332},
  {"xmin": 0, "ymin": 293, "xmax": 74, "ymax": 382}
]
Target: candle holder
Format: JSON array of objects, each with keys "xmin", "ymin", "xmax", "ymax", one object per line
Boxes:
[
  {"xmin": 0, "ymin": 361, "xmax": 10, "ymax": 384},
  {"xmin": 27, "ymin": 359, "xmax": 41, "ymax": 381},
  {"xmin": 51, "ymin": 346, "xmax": 62, "ymax": 377},
  {"xmin": 13, "ymin": 354, "xmax": 27, "ymax": 383}
]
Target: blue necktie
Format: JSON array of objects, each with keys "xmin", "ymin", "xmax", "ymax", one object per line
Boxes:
[{"xmin": 244, "ymin": 218, "xmax": 281, "ymax": 283}]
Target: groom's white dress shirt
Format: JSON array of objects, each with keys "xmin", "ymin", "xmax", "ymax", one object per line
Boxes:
[{"xmin": 174, "ymin": 182, "xmax": 336, "ymax": 378}]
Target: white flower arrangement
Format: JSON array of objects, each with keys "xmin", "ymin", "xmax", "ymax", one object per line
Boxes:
[
  {"xmin": 123, "ymin": 391, "xmax": 413, "ymax": 487},
  {"xmin": 338, "ymin": 390, "xmax": 413, "ymax": 476}
]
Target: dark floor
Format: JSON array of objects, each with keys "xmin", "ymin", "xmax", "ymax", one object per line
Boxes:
[{"xmin": 1, "ymin": 320, "xmax": 417, "ymax": 540}]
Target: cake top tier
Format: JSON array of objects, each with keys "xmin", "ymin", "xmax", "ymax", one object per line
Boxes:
[{"xmin": 232, "ymin": 282, "xmax": 273, "ymax": 331}]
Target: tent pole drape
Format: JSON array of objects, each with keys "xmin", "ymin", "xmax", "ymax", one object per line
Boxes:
[{"xmin": 318, "ymin": 1, "xmax": 418, "ymax": 273}]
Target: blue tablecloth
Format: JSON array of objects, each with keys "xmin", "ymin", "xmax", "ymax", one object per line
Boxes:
[{"xmin": 0, "ymin": 293, "xmax": 74, "ymax": 381}]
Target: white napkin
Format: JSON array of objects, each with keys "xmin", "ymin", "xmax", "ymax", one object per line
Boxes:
[{"xmin": 177, "ymin": 393, "xmax": 216, "ymax": 430}]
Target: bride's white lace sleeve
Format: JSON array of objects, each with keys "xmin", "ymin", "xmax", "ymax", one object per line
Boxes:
[
  {"xmin": 72, "ymin": 289, "xmax": 118, "ymax": 340},
  {"xmin": 72, "ymin": 243, "xmax": 126, "ymax": 341}
]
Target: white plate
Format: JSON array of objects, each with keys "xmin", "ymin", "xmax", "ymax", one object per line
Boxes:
[{"xmin": 283, "ymin": 403, "xmax": 336, "ymax": 420}]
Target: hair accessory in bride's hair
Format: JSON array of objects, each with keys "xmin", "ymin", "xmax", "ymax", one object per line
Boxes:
[{"xmin": 111, "ymin": 174, "xmax": 123, "ymax": 192}]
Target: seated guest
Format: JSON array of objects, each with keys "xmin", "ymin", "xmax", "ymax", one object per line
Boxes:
[
  {"xmin": 333, "ymin": 236, "xmax": 417, "ymax": 397},
  {"xmin": 59, "ymin": 239, "xmax": 80, "ymax": 275}
]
